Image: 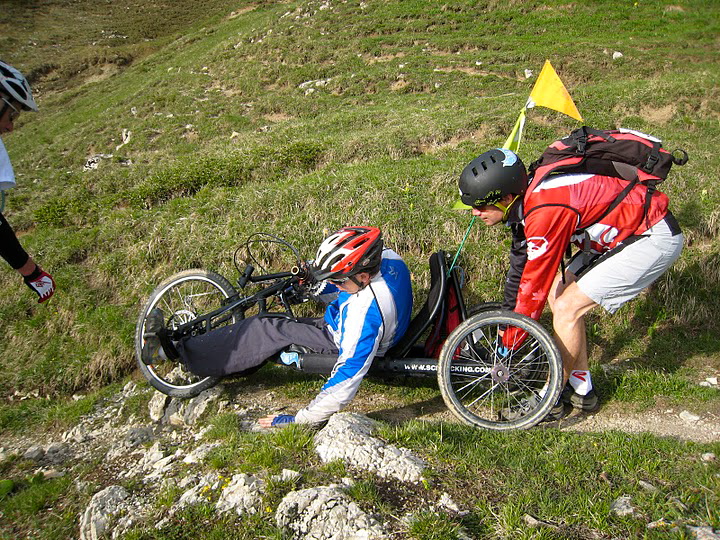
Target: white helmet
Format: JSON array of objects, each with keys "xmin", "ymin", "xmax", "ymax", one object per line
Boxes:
[{"xmin": 0, "ymin": 61, "xmax": 38, "ymax": 112}]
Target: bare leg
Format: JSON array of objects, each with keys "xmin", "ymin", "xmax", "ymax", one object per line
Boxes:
[{"xmin": 550, "ymin": 281, "xmax": 597, "ymax": 384}]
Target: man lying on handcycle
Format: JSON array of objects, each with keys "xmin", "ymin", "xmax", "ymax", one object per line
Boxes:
[{"xmin": 141, "ymin": 226, "xmax": 413, "ymax": 428}]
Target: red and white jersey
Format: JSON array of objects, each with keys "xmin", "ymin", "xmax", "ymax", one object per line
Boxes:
[{"xmin": 513, "ymin": 172, "xmax": 669, "ymax": 322}]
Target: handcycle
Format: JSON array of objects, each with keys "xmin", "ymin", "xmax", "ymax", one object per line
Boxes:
[{"xmin": 134, "ymin": 233, "xmax": 563, "ymax": 430}]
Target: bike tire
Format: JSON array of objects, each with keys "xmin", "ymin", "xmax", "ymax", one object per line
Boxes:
[
  {"xmin": 437, "ymin": 310, "xmax": 562, "ymax": 431},
  {"xmin": 135, "ymin": 270, "xmax": 238, "ymax": 398},
  {"xmin": 467, "ymin": 301, "xmax": 502, "ymax": 317}
]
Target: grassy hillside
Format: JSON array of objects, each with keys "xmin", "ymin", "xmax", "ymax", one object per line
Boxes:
[
  {"xmin": 1, "ymin": 0, "xmax": 718, "ymax": 401},
  {"xmin": 1, "ymin": 0, "xmax": 718, "ymax": 422},
  {"xmin": 1, "ymin": 1, "xmax": 719, "ymax": 538}
]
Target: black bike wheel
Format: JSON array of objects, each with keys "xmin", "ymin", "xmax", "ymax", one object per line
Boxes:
[
  {"xmin": 135, "ymin": 270, "xmax": 238, "ymax": 398},
  {"xmin": 437, "ymin": 310, "xmax": 562, "ymax": 430}
]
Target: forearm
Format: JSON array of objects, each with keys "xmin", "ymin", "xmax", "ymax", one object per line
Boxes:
[{"xmin": 0, "ymin": 211, "xmax": 30, "ymax": 271}]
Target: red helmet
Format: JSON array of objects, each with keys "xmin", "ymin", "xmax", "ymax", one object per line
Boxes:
[{"xmin": 312, "ymin": 226, "xmax": 383, "ymax": 282}]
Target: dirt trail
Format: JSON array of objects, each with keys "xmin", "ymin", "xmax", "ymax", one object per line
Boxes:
[{"xmin": 338, "ymin": 389, "xmax": 720, "ymax": 444}]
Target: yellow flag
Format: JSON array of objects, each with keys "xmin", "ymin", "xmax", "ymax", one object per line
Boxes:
[
  {"xmin": 503, "ymin": 109, "xmax": 526, "ymax": 152},
  {"xmin": 526, "ymin": 60, "xmax": 583, "ymax": 121}
]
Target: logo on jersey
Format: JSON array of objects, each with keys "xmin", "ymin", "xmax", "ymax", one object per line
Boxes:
[
  {"xmin": 526, "ymin": 236, "xmax": 549, "ymax": 260},
  {"xmin": 499, "ymin": 149, "xmax": 517, "ymax": 167}
]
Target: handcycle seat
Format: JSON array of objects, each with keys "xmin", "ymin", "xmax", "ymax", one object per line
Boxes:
[{"xmin": 285, "ymin": 251, "xmax": 449, "ymax": 374}]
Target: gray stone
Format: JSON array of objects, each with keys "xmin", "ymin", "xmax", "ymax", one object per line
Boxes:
[
  {"xmin": 23, "ymin": 445, "xmax": 45, "ymax": 461},
  {"xmin": 79, "ymin": 485, "xmax": 128, "ymax": 540},
  {"xmin": 45, "ymin": 442, "xmax": 70, "ymax": 464},
  {"xmin": 610, "ymin": 496, "xmax": 636, "ymax": 517},
  {"xmin": 125, "ymin": 426, "xmax": 155, "ymax": 447},
  {"xmin": 184, "ymin": 387, "xmax": 222, "ymax": 425},
  {"xmin": 163, "ymin": 398, "xmax": 186, "ymax": 426},
  {"xmin": 314, "ymin": 413, "xmax": 425, "ymax": 483}
]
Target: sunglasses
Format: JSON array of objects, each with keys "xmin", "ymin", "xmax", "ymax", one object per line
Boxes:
[
  {"xmin": 329, "ymin": 277, "xmax": 349, "ymax": 286},
  {"xmin": 1, "ymin": 98, "xmax": 20, "ymax": 122}
]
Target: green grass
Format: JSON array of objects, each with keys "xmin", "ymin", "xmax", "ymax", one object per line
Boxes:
[
  {"xmin": 0, "ymin": 0, "xmax": 719, "ymax": 538},
  {"xmin": 379, "ymin": 420, "xmax": 720, "ymax": 538}
]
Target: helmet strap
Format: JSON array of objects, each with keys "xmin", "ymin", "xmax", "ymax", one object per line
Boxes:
[{"xmin": 498, "ymin": 195, "xmax": 520, "ymax": 222}]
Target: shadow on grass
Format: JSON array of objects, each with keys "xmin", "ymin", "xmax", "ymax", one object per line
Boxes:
[{"xmin": 366, "ymin": 395, "xmax": 447, "ymax": 425}]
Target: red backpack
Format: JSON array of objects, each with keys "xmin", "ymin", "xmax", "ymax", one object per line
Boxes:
[{"xmin": 526, "ymin": 127, "xmax": 688, "ymax": 224}]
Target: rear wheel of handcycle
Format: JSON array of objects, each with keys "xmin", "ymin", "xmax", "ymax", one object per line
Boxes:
[
  {"xmin": 437, "ymin": 310, "xmax": 562, "ymax": 430},
  {"xmin": 135, "ymin": 269, "xmax": 240, "ymax": 398}
]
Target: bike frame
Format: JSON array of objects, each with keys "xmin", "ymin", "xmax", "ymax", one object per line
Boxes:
[{"xmin": 165, "ymin": 266, "xmax": 305, "ymax": 342}]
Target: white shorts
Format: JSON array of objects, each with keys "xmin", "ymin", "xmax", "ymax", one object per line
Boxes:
[{"xmin": 567, "ymin": 215, "xmax": 684, "ymax": 314}]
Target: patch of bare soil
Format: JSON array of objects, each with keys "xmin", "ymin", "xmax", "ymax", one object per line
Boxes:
[
  {"xmin": 205, "ymin": 376, "xmax": 720, "ymax": 443},
  {"xmin": 347, "ymin": 387, "xmax": 720, "ymax": 444},
  {"xmin": 557, "ymin": 402, "xmax": 720, "ymax": 443}
]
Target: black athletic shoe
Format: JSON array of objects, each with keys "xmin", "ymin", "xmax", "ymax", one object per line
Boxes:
[
  {"xmin": 499, "ymin": 393, "xmax": 539, "ymax": 422},
  {"xmin": 141, "ymin": 308, "xmax": 166, "ymax": 365},
  {"xmin": 570, "ymin": 388, "xmax": 600, "ymax": 412},
  {"xmin": 543, "ymin": 397, "xmax": 569, "ymax": 422}
]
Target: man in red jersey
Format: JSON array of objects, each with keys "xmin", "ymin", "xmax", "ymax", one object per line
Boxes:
[{"xmin": 458, "ymin": 147, "xmax": 683, "ymax": 417}]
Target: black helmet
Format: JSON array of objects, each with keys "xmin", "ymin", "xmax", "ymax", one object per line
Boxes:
[{"xmin": 458, "ymin": 148, "xmax": 528, "ymax": 207}]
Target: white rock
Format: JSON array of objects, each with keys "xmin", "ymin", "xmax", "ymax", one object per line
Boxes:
[
  {"xmin": 216, "ymin": 474, "xmax": 265, "ymax": 515},
  {"xmin": 314, "ymin": 413, "xmax": 425, "ymax": 483},
  {"xmin": 610, "ymin": 495, "xmax": 635, "ymax": 517},
  {"xmin": 679, "ymin": 410, "xmax": 701, "ymax": 424},
  {"xmin": 276, "ymin": 486, "xmax": 387, "ymax": 539},
  {"xmin": 182, "ymin": 442, "xmax": 220, "ymax": 464},
  {"xmin": 79, "ymin": 485, "xmax": 128, "ymax": 540},
  {"xmin": 271, "ymin": 469, "xmax": 302, "ymax": 483},
  {"xmin": 184, "ymin": 387, "xmax": 222, "ymax": 425},
  {"xmin": 701, "ymin": 453, "xmax": 716, "ymax": 462},
  {"xmin": 612, "ymin": 51, "xmax": 624, "ymax": 59},
  {"xmin": 438, "ymin": 492, "xmax": 466, "ymax": 515},
  {"xmin": 686, "ymin": 525, "xmax": 720, "ymax": 539},
  {"xmin": 638, "ymin": 480, "xmax": 659, "ymax": 493},
  {"xmin": 148, "ymin": 392, "xmax": 169, "ymax": 422}
]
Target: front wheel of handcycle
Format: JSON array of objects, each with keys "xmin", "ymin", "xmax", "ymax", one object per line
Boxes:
[
  {"xmin": 135, "ymin": 269, "xmax": 239, "ymax": 398},
  {"xmin": 437, "ymin": 310, "xmax": 563, "ymax": 430}
]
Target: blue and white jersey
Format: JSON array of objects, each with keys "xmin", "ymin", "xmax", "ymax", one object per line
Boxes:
[{"xmin": 295, "ymin": 249, "xmax": 412, "ymax": 424}]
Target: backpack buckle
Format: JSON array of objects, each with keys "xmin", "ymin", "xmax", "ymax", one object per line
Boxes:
[{"xmin": 642, "ymin": 152, "xmax": 659, "ymax": 173}]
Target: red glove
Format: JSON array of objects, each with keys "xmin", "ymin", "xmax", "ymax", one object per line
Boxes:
[
  {"xmin": 501, "ymin": 325, "xmax": 528, "ymax": 350},
  {"xmin": 23, "ymin": 266, "xmax": 56, "ymax": 303}
]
